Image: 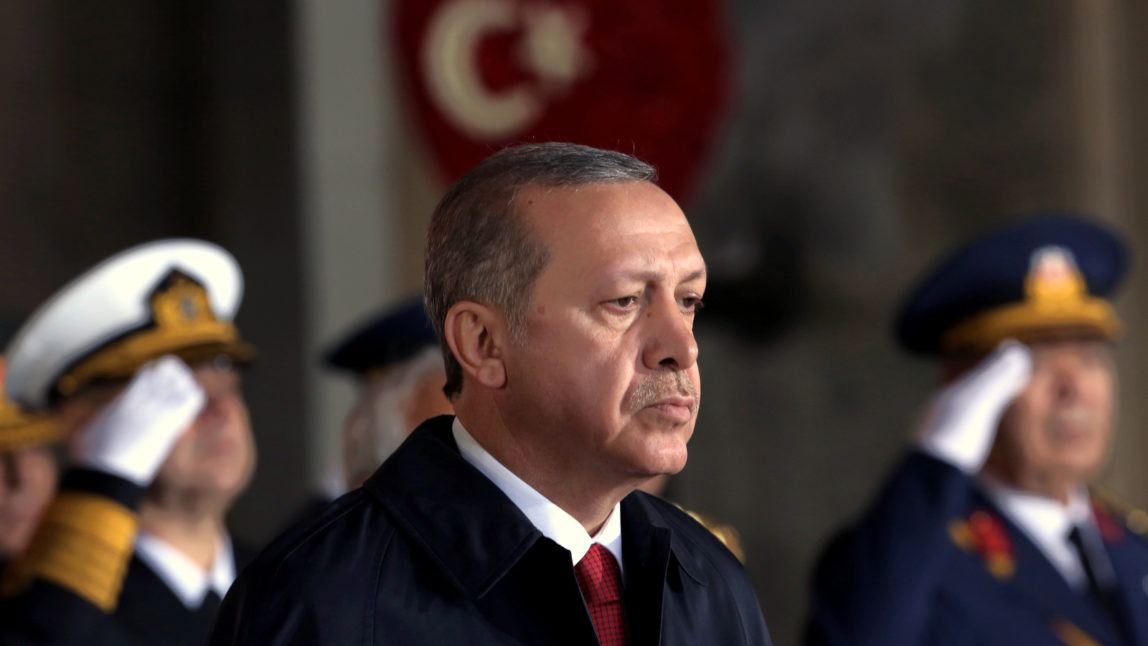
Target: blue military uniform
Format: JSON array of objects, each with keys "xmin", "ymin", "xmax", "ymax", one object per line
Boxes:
[
  {"xmin": 810, "ymin": 452, "xmax": 1148, "ymax": 645},
  {"xmin": 807, "ymin": 213, "xmax": 1148, "ymax": 646}
]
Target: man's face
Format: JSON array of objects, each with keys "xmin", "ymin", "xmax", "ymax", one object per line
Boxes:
[
  {"xmin": 992, "ymin": 339, "xmax": 1116, "ymax": 490},
  {"xmin": 152, "ymin": 361, "xmax": 255, "ymax": 504},
  {"xmin": 57, "ymin": 358, "xmax": 255, "ymax": 505},
  {"xmin": 500, "ymin": 181, "xmax": 705, "ymax": 483},
  {"xmin": 0, "ymin": 445, "xmax": 57, "ymax": 557}
]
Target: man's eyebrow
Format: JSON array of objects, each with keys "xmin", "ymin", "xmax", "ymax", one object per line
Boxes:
[
  {"xmin": 681, "ymin": 267, "xmax": 707, "ymax": 283},
  {"xmin": 610, "ymin": 266, "xmax": 707, "ymax": 284}
]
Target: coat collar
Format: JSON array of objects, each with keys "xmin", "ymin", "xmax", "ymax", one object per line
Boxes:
[
  {"xmin": 621, "ymin": 492, "xmax": 710, "ymax": 587},
  {"xmin": 362, "ymin": 416, "xmax": 705, "ymax": 602},
  {"xmin": 363, "ymin": 416, "xmax": 541, "ymax": 599}
]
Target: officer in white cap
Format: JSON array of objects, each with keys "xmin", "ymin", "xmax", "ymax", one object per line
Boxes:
[{"xmin": 0, "ymin": 239, "xmax": 257, "ymax": 646}]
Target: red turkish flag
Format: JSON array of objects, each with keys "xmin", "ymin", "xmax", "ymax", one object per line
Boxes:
[{"xmin": 391, "ymin": 0, "xmax": 730, "ymax": 203}]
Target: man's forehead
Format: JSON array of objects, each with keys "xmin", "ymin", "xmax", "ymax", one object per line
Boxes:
[
  {"xmin": 597, "ymin": 260, "xmax": 707, "ymax": 284},
  {"xmin": 1027, "ymin": 336, "xmax": 1112, "ymax": 355},
  {"xmin": 522, "ymin": 181, "xmax": 692, "ymax": 237}
]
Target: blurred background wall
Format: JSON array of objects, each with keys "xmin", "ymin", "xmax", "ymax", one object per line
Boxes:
[{"xmin": 1, "ymin": 1, "xmax": 1146, "ymax": 643}]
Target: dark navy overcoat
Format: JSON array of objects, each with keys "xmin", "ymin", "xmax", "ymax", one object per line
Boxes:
[{"xmin": 211, "ymin": 415, "xmax": 771, "ymax": 646}]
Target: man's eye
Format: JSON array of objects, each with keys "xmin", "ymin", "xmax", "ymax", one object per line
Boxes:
[
  {"xmin": 1080, "ymin": 343, "xmax": 1113, "ymax": 368},
  {"xmin": 681, "ymin": 297, "xmax": 705, "ymax": 312},
  {"xmin": 611, "ymin": 295, "xmax": 640, "ymax": 308}
]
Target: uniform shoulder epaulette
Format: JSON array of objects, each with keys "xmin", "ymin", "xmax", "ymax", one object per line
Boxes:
[
  {"xmin": 0, "ymin": 490, "xmax": 139, "ymax": 611},
  {"xmin": 672, "ymin": 503, "xmax": 746, "ymax": 563},
  {"xmin": 1089, "ymin": 485, "xmax": 1148, "ymax": 537}
]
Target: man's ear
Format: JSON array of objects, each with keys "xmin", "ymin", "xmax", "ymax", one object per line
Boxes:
[{"xmin": 443, "ymin": 301, "xmax": 508, "ymax": 389}]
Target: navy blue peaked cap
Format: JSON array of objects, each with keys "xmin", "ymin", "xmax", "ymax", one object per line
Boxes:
[
  {"xmin": 895, "ymin": 212, "xmax": 1127, "ymax": 355},
  {"xmin": 325, "ymin": 296, "xmax": 439, "ymax": 373}
]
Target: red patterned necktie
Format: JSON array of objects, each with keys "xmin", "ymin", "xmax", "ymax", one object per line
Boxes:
[{"xmin": 574, "ymin": 543, "xmax": 629, "ymax": 646}]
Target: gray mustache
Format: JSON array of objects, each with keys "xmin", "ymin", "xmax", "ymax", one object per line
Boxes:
[{"xmin": 627, "ymin": 372, "xmax": 699, "ymax": 412}]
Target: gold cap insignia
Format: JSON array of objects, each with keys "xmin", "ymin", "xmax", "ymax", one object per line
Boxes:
[
  {"xmin": 54, "ymin": 271, "xmax": 254, "ymax": 399},
  {"xmin": 941, "ymin": 246, "xmax": 1120, "ymax": 354}
]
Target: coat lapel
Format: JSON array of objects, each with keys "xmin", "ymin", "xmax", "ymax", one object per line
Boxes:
[
  {"xmin": 362, "ymin": 416, "xmax": 599, "ymax": 644},
  {"xmin": 966, "ymin": 496, "xmax": 1123, "ymax": 645},
  {"xmin": 115, "ymin": 556, "xmax": 220, "ymax": 646},
  {"xmin": 1004, "ymin": 525, "xmax": 1119, "ymax": 644},
  {"xmin": 620, "ymin": 497, "xmax": 672, "ymax": 646},
  {"xmin": 1099, "ymin": 525, "xmax": 1148, "ymax": 645},
  {"xmin": 364, "ymin": 416, "xmax": 543, "ymax": 599},
  {"xmin": 620, "ymin": 492, "xmax": 717, "ymax": 646}
]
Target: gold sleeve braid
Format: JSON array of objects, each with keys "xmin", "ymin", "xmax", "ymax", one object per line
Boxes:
[{"xmin": 1, "ymin": 491, "xmax": 138, "ymax": 612}]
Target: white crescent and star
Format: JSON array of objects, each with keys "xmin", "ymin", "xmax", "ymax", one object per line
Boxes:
[{"xmin": 421, "ymin": 0, "xmax": 593, "ymax": 141}]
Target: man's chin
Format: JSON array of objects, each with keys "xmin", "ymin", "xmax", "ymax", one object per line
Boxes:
[
  {"xmin": 637, "ymin": 448, "xmax": 689, "ymax": 479},
  {"xmin": 1056, "ymin": 462, "xmax": 1105, "ymax": 486}
]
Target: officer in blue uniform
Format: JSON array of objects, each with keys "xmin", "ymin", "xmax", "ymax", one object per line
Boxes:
[
  {"xmin": 324, "ymin": 295, "xmax": 452, "ymax": 491},
  {"xmin": 807, "ymin": 213, "xmax": 1148, "ymax": 646},
  {"xmin": 281, "ymin": 296, "xmax": 451, "ymax": 529}
]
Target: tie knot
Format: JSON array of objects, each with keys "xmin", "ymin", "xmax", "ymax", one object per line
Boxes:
[
  {"xmin": 1067, "ymin": 525, "xmax": 1085, "ymax": 545},
  {"xmin": 575, "ymin": 544, "xmax": 623, "ymax": 604},
  {"xmin": 1066, "ymin": 525, "xmax": 1093, "ymax": 562}
]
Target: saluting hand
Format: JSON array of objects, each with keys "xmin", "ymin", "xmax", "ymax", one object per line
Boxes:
[
  {"xmin": 915, "ymin": 340, "xmax": 1033, "ymax": 473},
  {"xmin": 73, "ymin": 355, "xmax": 206, "ymax": 486}
]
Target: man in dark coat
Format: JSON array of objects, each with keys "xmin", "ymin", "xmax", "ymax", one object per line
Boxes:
[
  {"xmin": 806, "ymin": 214, "xmax": 1148, "ymax": 646},
  {"xmin": 211, "ymin": 142, "xmax": 771, "ymax": 645}
]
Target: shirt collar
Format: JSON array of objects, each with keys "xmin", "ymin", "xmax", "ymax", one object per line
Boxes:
[
  {"xmin": 977, "ymin": 475, "xmax": 1096, "ymax": 588},
  {"xmin": 452, "ymin": 418, "xmax": 624, "ymax": 573},
  {"xmin": 134, "ymin": 530, "xmax": 236, "ymax": 609}
]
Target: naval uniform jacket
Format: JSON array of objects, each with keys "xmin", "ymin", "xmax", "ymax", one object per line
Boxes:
[
  {"xmin": 210, "ymin": 415, "xmax": 772, "ymax": 645},
  {"xmin": 112, "ymin": 546, "xmax": 254, "ymax": 646},
  {"xmin": 0, "ymin": 469, "xmax": 252, "ymax": 646},
  {"xmin": 807, "ymin": 451, "xmax": 1148, "ymax": 646}
]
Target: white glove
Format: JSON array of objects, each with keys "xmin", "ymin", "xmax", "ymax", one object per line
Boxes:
[
  {"xmin": 915, "ymin": 340, "xmax": 1033, "ymax": 473},
  {"xmin": 74, "ymin": 355, "xmax": 206, "ymax": 486}
]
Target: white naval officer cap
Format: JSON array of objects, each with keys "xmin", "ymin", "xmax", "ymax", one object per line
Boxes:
[{"xmin": 4, "ymin": 238, "xmax": 255, "ymax": 410}]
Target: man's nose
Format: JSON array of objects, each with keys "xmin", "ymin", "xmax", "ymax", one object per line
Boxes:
[
  {"xmin": 1048, "ymin": 355, "xmax": 1085, "ymax": 402},
  {"xmin": 1, "ymin": 451, "xmax": 35, "ymax": 492},
  {"xmin": 1, "ymin": 453, "xmax": 17, "ymax": 491},
  {"xmin": 195, "ymin": 390, "xmax": 236, "ymax": 427},
  {"xmin": 641, "ymin": 297, "xmax": 699, "ymax": 371}
]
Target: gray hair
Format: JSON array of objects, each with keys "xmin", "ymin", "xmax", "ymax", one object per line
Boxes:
[
  {"xmin": 342, "ymin": 347, "xmax": 445, "ymax": 487},
  {"xmin": 424, "ymin": 142, "xmax": 658, "ymax": 397}
]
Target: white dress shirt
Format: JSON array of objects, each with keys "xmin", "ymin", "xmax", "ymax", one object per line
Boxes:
[
  {"xmin": 978, "ymin": 476, "xmax": 1114, "ymax": 591},
  {"xmin": 452, "ymin": 418, "xmax": 624, "ymax": 574},
  {"xmin": 134, "ymin": 531, "xmax": 237, "ymax": 609}
]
